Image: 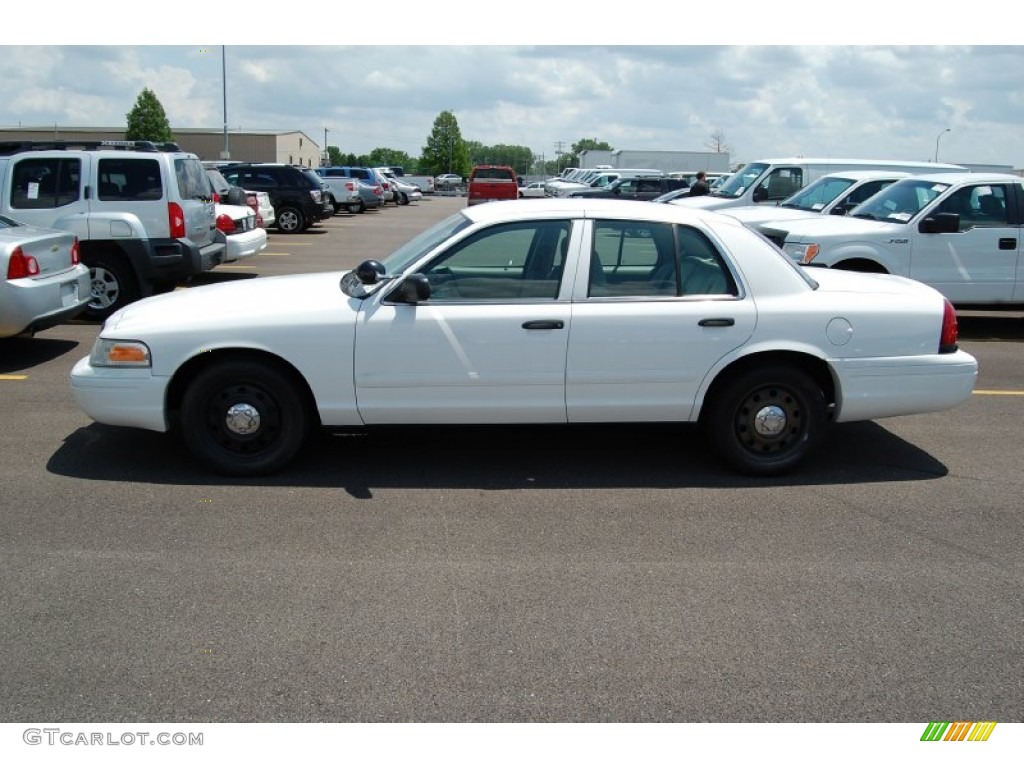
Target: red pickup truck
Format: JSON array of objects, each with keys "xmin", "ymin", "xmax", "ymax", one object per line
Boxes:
[{"xmin": 466, "ymin": 165, "xmax": 519, "ymax": 206}]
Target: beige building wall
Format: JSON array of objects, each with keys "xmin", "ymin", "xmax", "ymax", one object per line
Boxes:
[{"xmin": 0, "ymin": 127, "xmax": 321, "ymax": 166}]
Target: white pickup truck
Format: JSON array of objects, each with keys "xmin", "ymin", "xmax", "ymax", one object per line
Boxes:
[
  {"xmin": 762, "ymin": 172, "xmax": 1024, "ymax": 307},
  {"xmin": 314, "ymin": 169, "xmax": 363, "ymax": 214}
]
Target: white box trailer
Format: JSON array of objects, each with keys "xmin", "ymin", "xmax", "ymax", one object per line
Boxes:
[{"xmin": 580, "ymin": 149, "xmax": 730, "ymax": 174}]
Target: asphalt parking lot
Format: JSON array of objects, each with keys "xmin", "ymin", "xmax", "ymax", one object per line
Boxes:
[{"xmin": 1, "ymin": 195, "xmax": 1022, "ymax": 723}]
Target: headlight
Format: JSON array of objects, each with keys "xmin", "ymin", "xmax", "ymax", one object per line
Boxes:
[
  {"xmin": 783, "ymin": 242, "xmax": 820, "ymax": 264},
  {"xmin": 89, "ymin": 339, "xmax": 152, "ymax": 368}
]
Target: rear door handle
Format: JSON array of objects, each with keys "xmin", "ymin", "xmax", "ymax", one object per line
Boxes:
[
  {"xmin": 698, "ymin": 318, "xmax": 735, "ymax": 327},
  {"xmin": 998, "ymin": 238, "xmax": 1017, "ymax": 250},
  {"xmin": 522, "ymin": 320, "xmax": 565, "ymax": 330}
]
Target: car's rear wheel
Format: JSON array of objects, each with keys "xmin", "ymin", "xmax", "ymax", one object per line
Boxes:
[
  {"xmin": 179, "ymin": 360, "xmax": 310, "ymax": 476},
  {"xmin": 83, "ymin": 256, "xmax": 139, "ymax": 321},
  {"xmin": 276, "ymin": 206, "xmax": 305, "ymax": 234},
  {"xmin": 397, "ymin": 192, "xmax": 409, "ymax": 205},
  {"xmin": 346, "ymin": 202, "xmax": 361, "ymax": 214},
  {"xmin": 705, "ymin": 366, "xmax": 825, "ymax": 476}
]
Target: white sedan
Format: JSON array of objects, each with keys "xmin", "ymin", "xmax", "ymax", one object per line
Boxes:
[
  {"xmin": 70, "ymin": 199, "xmax": 978, "ymax": 477},
  {"xmin": 215, "ymin": 203, "xmax": 267, "ymax": 263}
]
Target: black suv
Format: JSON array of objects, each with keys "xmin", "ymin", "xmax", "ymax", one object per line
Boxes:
[{"xmin": 219, "ymin": 164, "xmax": 331, "ymax": 233}]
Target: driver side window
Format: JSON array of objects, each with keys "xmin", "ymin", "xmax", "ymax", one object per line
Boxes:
[{"xmin": 421, "ymin": 220, "xmax": 571, "ymax": 301}]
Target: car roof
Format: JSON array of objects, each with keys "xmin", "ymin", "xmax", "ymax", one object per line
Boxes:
[
  {"xmin": 460, "ymin": 197, "xmax": 746, "ymax": 228},
  {"xmin": 894, "ymin": 171, "xmax": 1023, "ymax": 184}
]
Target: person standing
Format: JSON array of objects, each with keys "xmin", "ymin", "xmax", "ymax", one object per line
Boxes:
[{"xmin": 689, "ymin": 171, "xmax": 710, "ymax": 196}]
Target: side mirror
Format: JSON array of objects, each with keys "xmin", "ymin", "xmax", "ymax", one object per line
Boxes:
[
  {"xmin": 830, "ymin": 204, "xmax": 851, "ymax": 216},
  {"xmin": 919, "ymin": 212, "xmax": 960, "ymax": 234},
  {"xmin": 389, "ymin": 274, "xmax": 431, "ymax": 304},
  {"xmin": 355, "ymin": 259, "xmax": 386, "ymax": 284},
  {"xmin": 752, "ymin": 187, "xmax": 767, "ymax": 203}
]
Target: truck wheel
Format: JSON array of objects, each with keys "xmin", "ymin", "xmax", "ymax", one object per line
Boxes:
[
  {"xmin": 179, "ymin": 359, "xmax": 310, "ymax": 476},
  {"xmin": 83, "ymin": 257, "xmax": 140, "ymax": 321},
  {"xmin": 704, "ymin": 366, "xmax": 826, "ymax": 476},
  {"xmin": 276, "ymin": 206, "xmax": 305, "ymax": 234}
]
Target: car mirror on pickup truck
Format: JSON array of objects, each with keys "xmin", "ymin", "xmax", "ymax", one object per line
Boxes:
[{"xmin": 919, "ymin": 212, "xmax": 960, "ymax": 234}]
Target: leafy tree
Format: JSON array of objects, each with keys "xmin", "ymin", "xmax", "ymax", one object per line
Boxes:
[
  {"xmin": 467, "ymin": 143, "xmax": 535, "ymax": 174},
  {"xmin": 421, "ymin": 110, "xmax": 469, "ymax": 178},
  {"xmin": 125, "ymin": 88, "xmax": 175, "ymax": 143},
  {"xmin": 326, "ymin": 146, "xmax": 345, "ymax": 166},
  {"xmin": 367, "ymin": 148, "xmax": 415, "ymax": 170}
]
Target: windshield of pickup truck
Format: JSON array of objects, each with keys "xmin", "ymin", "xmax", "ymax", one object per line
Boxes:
[
  {"xmin": 711, "ymin": 163, "xmax": 768, "ymax": 198},
  {"xmin": 850, "ymin": 178, "xmax": 951, "ymax": 223},
  {"xmin": 779, "ymin": 176, "xmax": 855, "ymax": 211}
]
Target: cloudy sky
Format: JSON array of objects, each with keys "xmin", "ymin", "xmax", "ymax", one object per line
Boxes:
[{"xmin": 3, "ymin": 12, "xmax": 1020, "ymax": 170}]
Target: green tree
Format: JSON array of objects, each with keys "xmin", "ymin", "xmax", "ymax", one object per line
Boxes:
[
  {"xmin": 367, "ymin": 148, "xmax": 415, "ymax": 170},
  {"xmin": 326, "ymin": 146, "xmax": 345, "ymax": 166},
  {"xmin": 467, "ymin": 143, "xmax": 535, "ymax": 174},
  {"xmin": 421, "ymin": 111, "xmax": 469, "ymax": 178},
  {"xmin": 125, "ymin": 88, "xmax": 175, "ymax": 143}
]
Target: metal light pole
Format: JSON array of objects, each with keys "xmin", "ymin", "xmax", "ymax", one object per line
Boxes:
[
  {"xmin": 220, "ymin": 46, "xmax": 230, "ymax": 160},
  {"xmin": 323, "ymin": 127, "xmax": 329, "ymax": 166},
  {"xmin": 934, "ymin": 128, "xmax": 950, "ymax": 163}
]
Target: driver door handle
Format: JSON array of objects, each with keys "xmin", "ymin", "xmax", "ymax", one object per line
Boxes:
[
  {"xmin": 698, "ymin": 318, "xmax": 735, "ymax": 327},
  {"xmin": 522, "ymin": 320, "xmax": 565, "ymax": 330}
]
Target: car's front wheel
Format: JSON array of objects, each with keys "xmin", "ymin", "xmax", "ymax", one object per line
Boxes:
[
  {"xmin": 275, "ymin": 206, "xmax": 305, "ymax": 234},
  {"xmin": 705, "ymin": 366, "xmax": 825, "ymax": 476},
  {"xmin": 179, "ymin": 360, "xmax": 310, "ymax": 476}
]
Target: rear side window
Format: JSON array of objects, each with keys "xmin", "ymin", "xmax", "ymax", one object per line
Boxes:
[
  {"xmin": 173, "ymin": 158, "xmax": 212, "ymax": 201},
  {"xmin": 10, "ymin": 157, "xmax": 81, "ymax": 209},
  {"xmin": 98, "ymin": 158, "xmax": 163, "ymax": 201}
]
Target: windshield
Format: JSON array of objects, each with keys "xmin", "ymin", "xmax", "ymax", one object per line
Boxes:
[
  {"xmin": 850, "ymin": 178, "xmax": 951, "ymax": 223},
  {"xmin": 379, "ymin": 212, "xmax": 473, "ymax": 273},
  {"xmin": 779, "ymin": 176, "xmax": 855, "ymax": 211},
  {"xmin": 712, "ymin": 162, "xmax": 768, "ymax": 199}
]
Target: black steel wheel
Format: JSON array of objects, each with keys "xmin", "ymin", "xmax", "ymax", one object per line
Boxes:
[
  {"xmin": 705, "ymin": 366, "xmax": 826, "ymax": 476},
  {"xmin": 180, "ymin": 360, "xmax": 310, "ymax": 476}
]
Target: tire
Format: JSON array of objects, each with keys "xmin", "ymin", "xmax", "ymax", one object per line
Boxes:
[
  {"xmin": 179, "ymin": 360, "xmax": 310, "ymax": 476},
  {"xmin": 355, "ymin": 200, "xmax": 367, "ymax": 214},
  {"xmin": 397, "ymin": 192, "xmax": 409, "ymax": 205},
  {"xmin": 275, "ymin": 206, "xmax": 305, "ymax": 234},
  {"xmin": 705, "ymin": 366, "xmax": 825, "ymax": 476},
  {"xmin": 83, "ymin": 257, "xmax": 140, "ymax": 321},
  {"xmin": 347, "ymin": 202, "xmax": 361, "ymax": 215}
]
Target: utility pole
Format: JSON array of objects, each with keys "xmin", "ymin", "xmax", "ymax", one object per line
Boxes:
[{"xmin": 323, "ymin": 127, "xmax": 329, "ymax": 166}]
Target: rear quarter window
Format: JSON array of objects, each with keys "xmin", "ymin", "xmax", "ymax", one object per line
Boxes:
[{"xmin": 173, "ymin": 158, "xmax": 212, "ymax": 200}]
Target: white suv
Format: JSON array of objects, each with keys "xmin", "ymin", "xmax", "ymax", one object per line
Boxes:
[{"xmin": 0, "ymin": 140, "xmax": 224, "ymax": 319}]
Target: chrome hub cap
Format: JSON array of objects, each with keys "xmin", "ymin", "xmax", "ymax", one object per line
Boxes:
[
  {"xmin": 225, "ymin": 403, "xmax": 261, "ymax": 436},
  {"xmin": 753, "ymin": 405, "xmax": 787, "ymax": 437}
]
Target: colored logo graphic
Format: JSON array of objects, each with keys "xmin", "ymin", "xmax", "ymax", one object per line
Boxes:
[{"xmin": 921, "ymin": 722, "xmax": 997, "ymax": 741}]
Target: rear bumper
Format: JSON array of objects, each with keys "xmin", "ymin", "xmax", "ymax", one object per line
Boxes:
[{"xmin": 832, "ymin": 350, "xmax": 979, "ymax": 422}]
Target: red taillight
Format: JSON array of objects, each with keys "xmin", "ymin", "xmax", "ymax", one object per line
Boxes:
[
  {"xmin": 168, "ymin": 202, "xmax": 186, "ymax": 238},
  {"xmin": 939, "ymin": 298, "xmax": 958, "ymax": 353},
  {"xmin": 7, "ymin": 246, "xmax": 40, "ymax": 279},
  {"xmin": 215, "ymin": 213, "xmax": 237, "ymax": 235},
  {"xmin": 71, "ymin": 238, "xmax": 80, "ymax": 265}
]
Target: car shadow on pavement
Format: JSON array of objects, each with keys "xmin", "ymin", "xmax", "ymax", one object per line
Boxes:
[
  {"xmin": 956, "ymin": 312, "xmax": 1024, "ymax": 341},
  {"xmin": 0, "ymin": 335, "xmax": 81, "ymax": 372},
  {"xmin": 47, "ymin": 421, "xmax": 948, "ymax": 493}
]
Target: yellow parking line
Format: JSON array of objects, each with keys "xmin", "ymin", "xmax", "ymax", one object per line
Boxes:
[
  {"xmin": 0, "ymin": 374, "xmax": 28, "ymax": 381},
  {"xmin": 973, "ymin": 389, "xmax": 1024, "ymax": 396}
]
